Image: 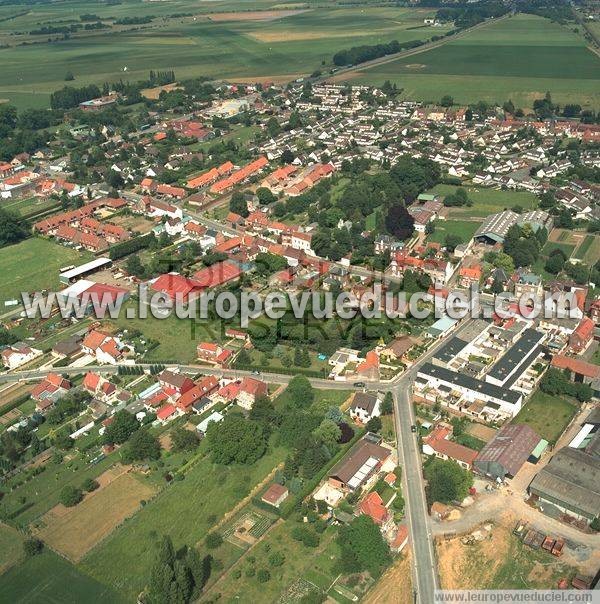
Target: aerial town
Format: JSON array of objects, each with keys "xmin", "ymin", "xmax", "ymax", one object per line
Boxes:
[{"xmin": 0, "ymin": 16, "xmax": 600, "ymax": 604}]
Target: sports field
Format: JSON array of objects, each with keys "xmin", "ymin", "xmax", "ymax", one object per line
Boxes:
[
  {"xmin": 36, "ymin": 471, "xmax": 156, "ymax": 562},
  {"xmin": 344, "ymin": 14, "xmax": 600, "ymax": 109},
  {"xmin": 0, "ymin": 3, "xmax": 443, "ymax": 108},
  {"xmin": 0, "ymin": 237, "xmax": 91, "ymax": 306}
]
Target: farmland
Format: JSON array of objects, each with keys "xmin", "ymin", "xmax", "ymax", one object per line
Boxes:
[
  {"xmin": 0, "ymin": 3, "xmax": 443, "ymax": 108},
  {"xmin": 0, "ymin": 237, "xmax": 91, "ymax": 306},
  {"xmin": 0, "ymin": 523, "xmax": 23, "ymax": 575},
  {"xmin": 511, "ymin": 391, "xmax": 577, "ymax": 444},
  {"xmin": 36, "ymin": 471, "xmax": 157, "ymax": 562},
  {"xmin": 0, "ymin": 550, "xmax": 127, "ymax": 604},
  {"xmin": 81, "ymin": 445, "xmax": 286, "ymax": 600},
  {"xmin": 344, "ymin": 14, "xmax": 600, "ymax": 109}
]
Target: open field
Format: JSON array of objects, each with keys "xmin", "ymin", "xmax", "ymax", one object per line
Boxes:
[
  {"xmin": 364, "ymin": 551, "xmax": 412, "ymax": 604},
  {"xmin": 437, "ymin": 517, "xmax": 578, "ymax": 590},
  {"xmin": 511, "ymin": 391, "xmax": 577, "ymax": 444},
  {"xmin": 429, "ymin": 185, "xmax": 539, "ymax": 218},
  {"xmin": 0, "ymin": 550, "xmax": 127, "ymax": 604},
  {"xmin": 0, "ymin": 4, "xmax": 441, "ymax": 108},
  {"xmin": 1, "ymin": 196, "xmax": 60, "ymax": 218},
  {"xmin": 0, "ymin": 523, "xmax": 23, "ymax": 576},
  {"xmin": 427, "ymin": 219, "xmax": 481, "ymax": 245},
  {"xmin": 572, "ymin": 233, "xmax": 598, "ymax": 261},
  {"xmin": 0, "ymin": 452, "xmax": 117, "ymax": 528},
  {"xmin": 81, "ymin": 445, "xmax": 286, "ymax": 600},
  {"xmin": 0, "ymin": 237, "xmax": 91, "ymax": 306},
  {"xmin": 36, "ymin": 471, "xmax": 156, "ymax": 562},
  {"xmin": 344, "ymin": 14, "xmax": 600, "ymax": 109}
]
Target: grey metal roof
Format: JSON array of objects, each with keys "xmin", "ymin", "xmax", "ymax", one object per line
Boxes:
[
  {"xmin": 529, "ymin": 447, "xmax": 600, "ymax": 519},
  {"xmin": 433, "ymin": 336, "xmax": 470, "ymax": 365},
  {"xmin": 418, "ymin": 363, "xmax": 522, "ymax": 405}
]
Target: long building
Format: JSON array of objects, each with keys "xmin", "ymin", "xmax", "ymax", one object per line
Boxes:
[{"xmin": 416, "ymin": 362, "xmax": 523, "ymax": 420}]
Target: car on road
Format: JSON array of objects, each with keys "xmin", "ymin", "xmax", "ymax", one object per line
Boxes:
[
  {"xmin": 411, "ymin": 425, "xmax": 417, "ymax": 433},
  {"xmin": 353, "ymin": 381, "xmax": 365, "ymax": 388}
]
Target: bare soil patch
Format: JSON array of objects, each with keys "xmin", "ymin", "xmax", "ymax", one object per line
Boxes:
[
  {"xmin": 466, "ymin": 423, "xmax": 496, "ymax": 442},
  {"xmin": 141, "ymin": 83, "xmax": 182, "ymax": 100},
  {"xmin": 364, "ymin": 550, "xmax": 412, "ymax": 604}
]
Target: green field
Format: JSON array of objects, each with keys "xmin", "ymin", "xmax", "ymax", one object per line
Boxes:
[
  {"xmin": 428, "ymin": 185, "xmax": 539, "ymax": 218},
  {"xmin": 573, "ymin": 234, "xmax": 596, "ymax": 260},
  {"xmin": 511, "ymin": 390, "xmax": 577, "ymax": 444},
  {"xmin": 0, "ymin": 550, "xmax": 126, "ymax": 604},
  {"xmin": 81, "ymin": 445, "xmax": 286, "ymax": 600},
  {"xmin": 0, "ymin": 3, "xmax": 443, "ymax": 108},
  {"xmin": 0, "ymin": 524, "xmax": 23, "ymax": 575},
  {"xmin": 346, "ymin": 14, "xmax": 600, "ymax": 109},
  {"xmin": 0, "ymin": 237, "xmax": 91, "ymax": 306},
  {"xmin": 427, "ymin": 219, "xmax": 480, "ymax": 244}
]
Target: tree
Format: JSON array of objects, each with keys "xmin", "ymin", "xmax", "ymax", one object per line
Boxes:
[
  {"xmin": 545, "ymin": 249, "xmax": 566, "ymax": 275},
  {"xmin": 206, "ymin": 415, "xmax": 267, "ymax": 464},
  {"xmin": 171, "ymin": 427, "xmax": 199, "ymax": 452},
  {"xmin": 23, "ymin": 538, "xmax": 43, "ymax": 557},
  {"xmin": 381, "ymin": 392, "xmax": 393, "ymax": 415},
  {"xmin": 103, "ymin": 410, "xmax": 139, "ymax": 445},
  {"xmin": 440, "ymin": 95, "xmax": 454, "ymax": 107},
  {"xmin": 249, "ymin": 395, "xmax": 276, "ymax": 425},
  {"xmin": 229, "ymin": 191, "xmax": 249, "ymax": 217},
  {"xmin": 291, "ymin": 525, "xmax": 319, "ymax": 547},
  {"xmin": 82, "ymin": 478, "xmax": 99, "ymax": 492},
  {"xmin": 444, "ymin": 234, "xmax": 463, "ymax": 253},
  {"xmin": 60, "ymin": 485, "xmax": 83, "ymax": 507},
  {"xmin": 0, "ymin": 208, "xmax": 28, "ymax": 248},
  {"xmin": 122, "ymin": 428, "xmax": 161, "ymax": 462},
  {"xmin": 366, "ymin": 416, "xmax": 382, "ymax": 433},
  {"xmin": 385, "ymin": 204, "xmax": 414, "ymax": 241},
  {"xmin": 424, "ymin": 459, "xmax": 473, "ymax": 504},
  {"xmin": 313, "ymin": 419, "xmax": 342, "ymax": 448},
  {"xmin": 268, "ymin": 551, "xmax": 285, "ymax": 567},
  {"xmin": 257, "ymin": 568, "xmax": 271, "ymax": 582},
  {"xmin": 205, "ymin": 532, "xmax": 223, "ymax": 549},
  {"xmin": 286, "ymin": 375, "xmax": 315, "ymax": 408},
  {"xmin": 338, "ymin": 516, "xmax": 391, "ymax": 578}
]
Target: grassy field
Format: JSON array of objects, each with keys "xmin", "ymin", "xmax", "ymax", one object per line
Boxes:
[
  {"xmin": 0, "ymin": 237, "xmax": 91, "ymax": 306},
  {"xmin": 0, "ymin": 550, "xmax": 127, "ymax": 604},
  {"xmin": 511, "ymin": 390, "xmax": 577, "ymax": 444},
  {"xmin": 0, "ymin": 3, "xmax": 442, "ymax": 108},
  {"xmin": 345, "ymin": 14, "xmax": 600, "ymax": 109},
  {"xmin": 572, "ymin": 233, "xmax": 596, "ymax": 261},
  {"xmin": 429, "ymin": 185, "xmax": 539, "ymax": 218},
  {"xmin": 0, "ymin": 452, "xmax": 117, "ymax": 529},
  {"xmin": 36, "ymin": 472, "xmax": 157, "ymax": 562},
  {"xmin": 81, "ymin": 445, "xmax": 286, "ymax": 600},
  {"xmin": 212, "ymin": 522, "xmax": 342, "ymax": 602},
  {"xmin": 0, "ymin": 523, "xmax": 23, "ymax": 575},
  {"xmin": 427, "ymin": 219, "xmax": 480, "ymax": 245}
]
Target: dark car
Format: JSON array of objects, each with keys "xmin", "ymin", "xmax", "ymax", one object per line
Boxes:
[
  {"xmin": 353, "ymin": 382, "xmax": 365, "ymax": 388},
  {"xmin": 411, "ymin": 425, "xmax": 417, "ymax": 433}
]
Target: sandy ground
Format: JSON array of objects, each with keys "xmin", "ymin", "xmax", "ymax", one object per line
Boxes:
[{"xmin": 364, "ymin": 551, "xmax": 413, "ymax": 604}]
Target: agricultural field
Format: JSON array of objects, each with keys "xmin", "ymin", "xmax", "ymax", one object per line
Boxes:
[
  {"xmin": 0, "ymin": 550, "xmax": 127, "ymax": 604},
  {"xmin": 427, "ymin": 219, "xmax": 481, "ymax": 245},
  {"xmin": 429, "ymin": 185, "xmax": 539, "ymax": 218},
  {"xmin": 0, "ymin": 523, "xmax": 24, "ymax": 575},
  {"xmin": 80, "ymin": 445, "xmax": 286, "ymax": 600},
  {"xmin": 1, "ymin": 196, "xmax": 60, "ymax": 218},
  {"xmin": 35, "ymin": 471, "xmax": 157, "ymax": 562},
  {"xmin": 345, "ymin": 14, "xmax": 600, "ymax": 109},
  {"xmin": 0, "ymin": 237, "xmax": 91, "ymax": 306},
  {"xmin": 0, "ymin": 3, "xmax": 442, "ymax": 108},
  {"xmin": 511, "ymin": 391, "xmax": 577, "ymax": 444}
]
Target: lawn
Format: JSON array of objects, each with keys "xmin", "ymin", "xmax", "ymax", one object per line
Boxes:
[
  {"xmin": 0, "ymin": 4, "xmax": 442, "ymax": 108},
  {"xmin": 1, "ymin": 196, "xmax": 60, "ymax": 218},
  {"xmin": 0, "ymin": 550, "xmax": 127, "ymax": 604},
  {"xmin": 346, "ymin": 14, "xmax": 600, "ymax": 109},
  {"xmin": 427, "ymin": 219, "xmax": 480, "ymax": 245},
  {"xmin": 248, "ymin": 344, "xmax": 330, "ymax": 376},
  {"xmin": 0, "ymin": 238, "xmax": 91, "ymax": 306},
  {"xmin": 511, "ymin": 390, "xmax": 577, "ymax": 444},
  {"xmin": 428, "ymin": 184, "xmax": 539, "ymax": 218},
  {"xmin": 81, "ymin": 445, "xmax": 286, "ymax": 600},
  {"xmin": 274, "ymin": 386, "xmax": 351, "ymax": 414},
  {"xmin": 0, "ymin": 523, "xmax": 23, "ymax": 575}
]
